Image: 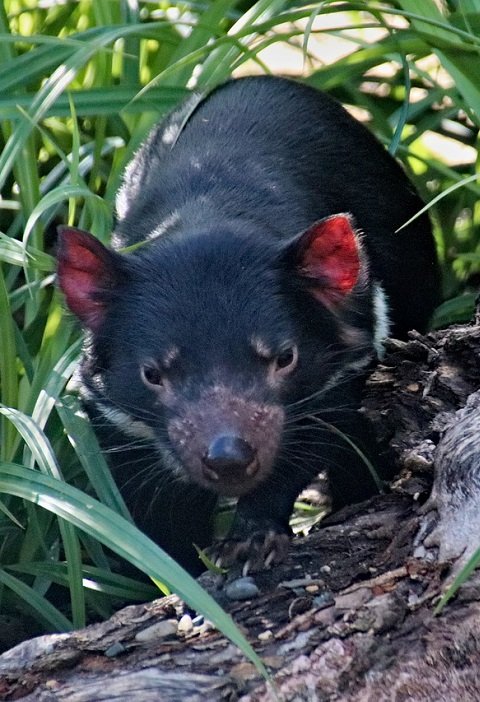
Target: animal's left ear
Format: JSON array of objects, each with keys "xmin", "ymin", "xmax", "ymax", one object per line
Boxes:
[
  {"xmin": 56, "ymin": 226, "xmax": 124, "ymax": 332},
  {"xmin": 284, "ymin": 214, "xmax": 366, "ymax": 309}
]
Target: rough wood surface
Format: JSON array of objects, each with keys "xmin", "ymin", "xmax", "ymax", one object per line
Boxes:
[{"xmin": 1, "ymin": 320, "xmax": 479, "ymax": 702}]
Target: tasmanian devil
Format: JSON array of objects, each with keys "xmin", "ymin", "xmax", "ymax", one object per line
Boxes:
[{"xmin": 57, "ymin": 76, "xmax": 440, "ymax": 575}]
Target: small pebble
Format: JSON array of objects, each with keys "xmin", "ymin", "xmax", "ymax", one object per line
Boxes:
[
  {"xmin": 258, "ymin": 630, "xmax": 273, "ymax": 642},
  {"xmin": 225, "ymin": 576, "xmax": 260, "ymax": 601},
  {"xmin": 104, "ymin": 642, "xmax": 126, "ymax": 658},
  {"xmin": 313, "ymin": 591, "xmax": 335, "ymax": 609},
  {"xmin": 177, "ymin": 614, "xmax": 193, "ymax": 635},
  {"xmin": 135, "ymin": 619, "xmax": 177, "ymax": 642}
]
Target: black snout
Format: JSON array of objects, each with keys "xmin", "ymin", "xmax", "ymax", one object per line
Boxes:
[{"xmin": 203, "ymin": 435, "xmax": 257, "ymax": 480}]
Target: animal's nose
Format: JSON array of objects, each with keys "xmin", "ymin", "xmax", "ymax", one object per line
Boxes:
[{"xmin": 203, "ymin": 435, "xmax": 257, "ymax": 480}]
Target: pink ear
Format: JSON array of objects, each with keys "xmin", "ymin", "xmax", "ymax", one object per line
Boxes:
[
  {"xmin": 295, "ymin": 214, "xmax": 363, "ymax": 308},
  {"xmin": 57, "ymin": 227, "xmax": 120, "ymax": 331}
]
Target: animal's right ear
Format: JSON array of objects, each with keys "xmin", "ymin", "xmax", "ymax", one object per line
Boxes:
[
  {"xmin": 57, "ymin": 227, "xmax": 123, "ymax": 332},
  {"xmin": 282, "ymin": 214, "xmax": 366, "ymax": 311}
]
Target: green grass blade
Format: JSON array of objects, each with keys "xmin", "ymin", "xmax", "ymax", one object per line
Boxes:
[
  {"xmin": 0, "ymin": 405, "xmax": 61, "ymax": 475},
  {"xmin": 164, "ymin": 0, "xmax": 239, "ymax": 86},
  {"xmin": 435, "ymin": 547, "xmax": 480, "ymax": 614},
  {"xmin": 57, "ymin": 518, "xmax": 86, "ymax": 629},
  {"xmin": 434, "ymin": 50, "xmax": 480, "ymax": 123},
  {"xmin": 0, "ymin": 234, "xmax": 54, "ymax": 271},
  {"xmin": 28, "ymin": 338, "xmax": 82, "ymax": 427},
  {"xmin": 0, "ymin": 266, "xmax": 17, "ymax": 460},
  {"xmin": 0, "ymin": 568, "xmax": 73, "ymax": 632},
  {"xmin": 56, "ymin": 396, "xmax": 132, "ymax": 520},
  {"xmin": 396, "ymin": 173, "xmax": 480, "ymax": 232},
  {"xmin": 0, "ymin": 87, "xmax": 189, "ymax": 122},
  {"xmin": 23, "ymin": 185, "xmax": 110, "ymax": 249},
  {"xmin": 0, "ymin": 405, "xmax": 86, "ymax": 627},
  {"xmin": 197, "ymin": 0, "xmax": 291, "ymax": 87},
  {"xmin": 0, "ymin": 25, "xmax": 139, "ymax": 192},
  {"xmin": 9, "ymin": 562, "xmax": 157, "ymax": 601}
]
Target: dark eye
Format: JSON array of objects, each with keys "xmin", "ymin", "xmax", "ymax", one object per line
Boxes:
[
  {"xmin": 141, "ymin": 361, "xmax": 164, "ymax": 387},
  {"xmin": 273, "ymin": 346, "xmax": 298, "ymax": 374}
]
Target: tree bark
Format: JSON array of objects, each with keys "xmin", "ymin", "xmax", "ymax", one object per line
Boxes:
[{"xmin": 1, "ymin": 319, "xmax": 480, "ymax": 702}]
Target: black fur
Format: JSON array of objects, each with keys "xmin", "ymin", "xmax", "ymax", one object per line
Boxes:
[{"xmin": 59, "ymin": 76, "xmax": 440, "ymax": 574}]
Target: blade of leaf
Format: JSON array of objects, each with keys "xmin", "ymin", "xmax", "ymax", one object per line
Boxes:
[{"xmin": 0, "ymin": 567, "xmax": 73, "ymax": 632}]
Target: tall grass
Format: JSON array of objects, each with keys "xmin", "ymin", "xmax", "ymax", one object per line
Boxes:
[{"xmin": 0, "ymin": 0, "xmax": 479, "ymax": 658}]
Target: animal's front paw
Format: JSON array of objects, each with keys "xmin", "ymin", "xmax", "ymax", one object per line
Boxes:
[{"xmin": 209, "ymin": 519, "xmax": 290, "ymax": 574}]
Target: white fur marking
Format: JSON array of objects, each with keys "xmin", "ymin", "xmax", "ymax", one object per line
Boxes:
[
  {"xmin": 116, "ymin": 158, "xmax": 140, "ymax": 221},
  {"xmin": 372, "ymin": 283, "xmax": 391, "ymax": 359},
  {"xmin": 162, "ymin": 123, "xmax": 179, "ymax": 146},
  {"xmin": 97, "ymin": 403, "xmax": 155, "ymax": 441},
  {"xmin": 146, "ymin": 211, "xmax": 181, "ymax": 242},
  {"xmin": 319, "ymin": 352, "xmax": 374, "ymax": 396}
]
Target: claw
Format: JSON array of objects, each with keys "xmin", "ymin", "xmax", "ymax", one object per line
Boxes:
[
  {"xmin": 264, "ymin": 549, "xmax": 276, "ymax": 568},
  {"xmin": 208, "ymin": 527, "xmax": 290, "ymax": 573}
]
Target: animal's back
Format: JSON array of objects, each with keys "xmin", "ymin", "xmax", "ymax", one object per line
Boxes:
[{"xmin": 116, "ymin": 76, "xmax": 440, "ymax": 336}]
